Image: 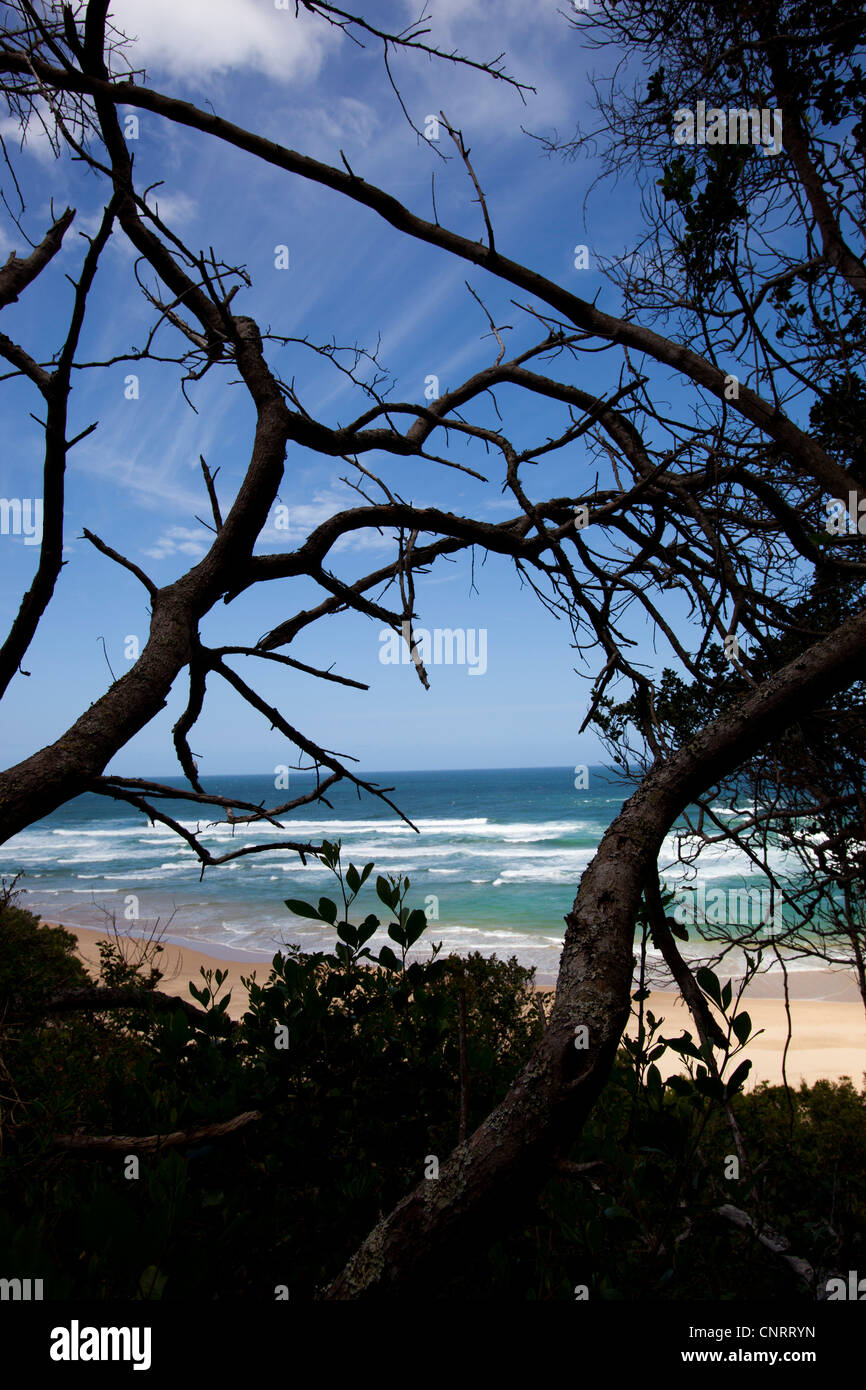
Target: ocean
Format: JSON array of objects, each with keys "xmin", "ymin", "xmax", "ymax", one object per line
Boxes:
[{"xmin": 1, "ymin": 765, "xmax": 813, "ymax": 985}]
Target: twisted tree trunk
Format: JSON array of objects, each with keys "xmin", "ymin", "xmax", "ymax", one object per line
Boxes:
[{"xmin": 324, "ymin": 605, "xmax": 866, "ymax": 1296}]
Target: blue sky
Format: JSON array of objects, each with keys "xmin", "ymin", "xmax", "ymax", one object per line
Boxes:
[{"xmin": 0, "ymin": 0, "xmax": 699, "ymax": 777}]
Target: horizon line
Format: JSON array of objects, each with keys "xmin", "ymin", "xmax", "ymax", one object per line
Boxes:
[{"xmin": 101, "ymin": 762, "xmax": 630, "ymax": 780}]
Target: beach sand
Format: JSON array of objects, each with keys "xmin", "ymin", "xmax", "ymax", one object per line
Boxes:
[
  {"xmin": 66, "ymin": 925, "xmax": 866, "ymax": 1090},
  {"xmin": 629, "ymin": 988, "xmax": 866, "ymax": 1089},
  {"xmin": 68, "ymin": 925, "xmax": 268, "ymax": 1023}
]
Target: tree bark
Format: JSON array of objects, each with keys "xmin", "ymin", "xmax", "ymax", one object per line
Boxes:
[
  {"xmin": 53, "ymin": 1109, "xmax": 261, "ymax": 1153},
  {"xmin": 323, "ymin": 604, "xmax": 866, "ymax": 1296}
]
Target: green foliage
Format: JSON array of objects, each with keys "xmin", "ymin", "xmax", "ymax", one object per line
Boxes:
[
  {"xmin": 657, "ymin": 144, "xmax": 749, "ymax": 296},
  {"xmin": 96, "ymin": 935, "xmax": 163, "ymax": 992},
  {"xmin": 1, "ymin": 857, "xmax": 864, "ymax": 1299},
  {"xmin": 0, "ymin": 879, "xmax": 90, "ymax": 1010}
]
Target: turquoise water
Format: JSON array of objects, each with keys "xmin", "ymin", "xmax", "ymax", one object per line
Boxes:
[{"xmin": 1, "ymin": 766, "xmax": 802, "ymax": 983}]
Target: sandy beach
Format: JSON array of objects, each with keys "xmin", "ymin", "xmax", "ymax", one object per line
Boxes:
[
  {"xmin": 66, "ymin": 924, "xmax": 866, "ymax": 1090},
  {"xmin": 68, "ymin": 925, "xmax": 270, "ymax": 1024}
]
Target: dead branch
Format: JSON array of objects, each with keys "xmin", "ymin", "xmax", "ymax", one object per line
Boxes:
[
  {"xmin": 53, "ymin": 1109, "xmax": 262, "ymax": 1153},
  {"xmin": 715, "ymin": 1203, "xmax": 814, "ymax": 1288}
]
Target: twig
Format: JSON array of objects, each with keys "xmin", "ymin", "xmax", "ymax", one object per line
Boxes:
[
  {"xmin": 199, "ymin": 454, "xmax": 222, "ymax": 531},
  {"xmin": 715, "ymin": 1204, "xmax": 814, "ymax": 1289},
  {"xmin": 458, "ymin": 987, "xmax": 469, "ymax": 1144},
  {"xmin": 441, "ymin": 112, "xmax": 496, "ymax": 253},
  {"xmin": 83, "ymin": 529, "xmax": 158, "ymax": 597},
  {"xmin": 54, "ymin": 1109, "xmax": 262, "ymax": 1153}
]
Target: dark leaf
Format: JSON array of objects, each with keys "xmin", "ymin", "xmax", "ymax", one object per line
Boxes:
[
  {"xmin": 696, "ymin": 966, "xmax": 723, "ymax": 1008},
  {"xmin": 726, "ymin": 1058, "xmax": 752, "ymax": 1097},
  {"xmin": 405, "ymin": 908, "xmax": 428, "ymax": 947},
  {"xmin": 357, "ymin": 913, "xmax": 379, "ymax": 946},
  {"xmin": 285, "ymin": 898, "xmax": 321, "ymax": 921},
  {"xmin": 378, "ymin": 945, "xmax": 401, "ymax": 972},
  {"xmin": 376, "ymin": 875, "xmax": 397, "ymax": 910}
]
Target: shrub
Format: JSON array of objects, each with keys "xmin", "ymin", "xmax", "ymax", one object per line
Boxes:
[{"xmin": 0, "ymin": 851, "xmax": 863, "ymax": 1300}]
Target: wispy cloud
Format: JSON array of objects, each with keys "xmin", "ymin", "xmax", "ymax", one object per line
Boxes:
[
  {"xmin": 290, "ymin": 97, "xmax": 381, "ymax": 151},
  {"xmin": 0, "ymin": 104, "xmax": 59, "ymax": 166},
  {"xmin": 142, "ymin": 524, "xmax": 209, "ymax": 560},
  {"xmin": 109, "ymin": 0, "xmax": 336, "ymax": 82},
  {"xmin": 256, "ymin": 485, "xmax": 401, "ymax": 554},
  {"xmin": 140, "ymin": 189, "xmax": 198, "ymax": 227}
]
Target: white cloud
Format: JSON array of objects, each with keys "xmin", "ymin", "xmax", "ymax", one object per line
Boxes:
[
  {"xmin": 256, "ymin": 486, "xmax": 396, "ymax": 554},
  {"xmin": 142, "ymin": 524, "xmax": 209, "ymax": 560},
  {"xmin": 288, "ymin": 96, "xmax": 380, "ymax": 150},
  {"xmin": 109, "ymin": 0, "xmax": 336, "ymax": 81},
  {"xmin": 141, "ymin": 189, "xmax": 198, "ymax": 226},
  {"xmin": 0, "ymin": 106, "xmax": 59, "ymax": 165},
  {"xmin": 387, "ymin": 0, "xmax": 575, "ymax": 137}
]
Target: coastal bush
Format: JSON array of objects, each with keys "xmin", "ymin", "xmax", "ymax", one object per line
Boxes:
[
  {"xmin": 0, "ymin": 853, "xmax": 864, "ymax": 1300},
  {"xmin": 0, "ymin": 877, "xmax": 90, "ymax": 1009}
]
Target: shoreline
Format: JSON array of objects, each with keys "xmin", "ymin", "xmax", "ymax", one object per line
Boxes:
[
  {"xmin": 50, "ymin": 918, "xmax": 864, "ymax": 991},
  {"xmin": 63, "ymin": 923, "xmax": 866, "ymax": 1090}
]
